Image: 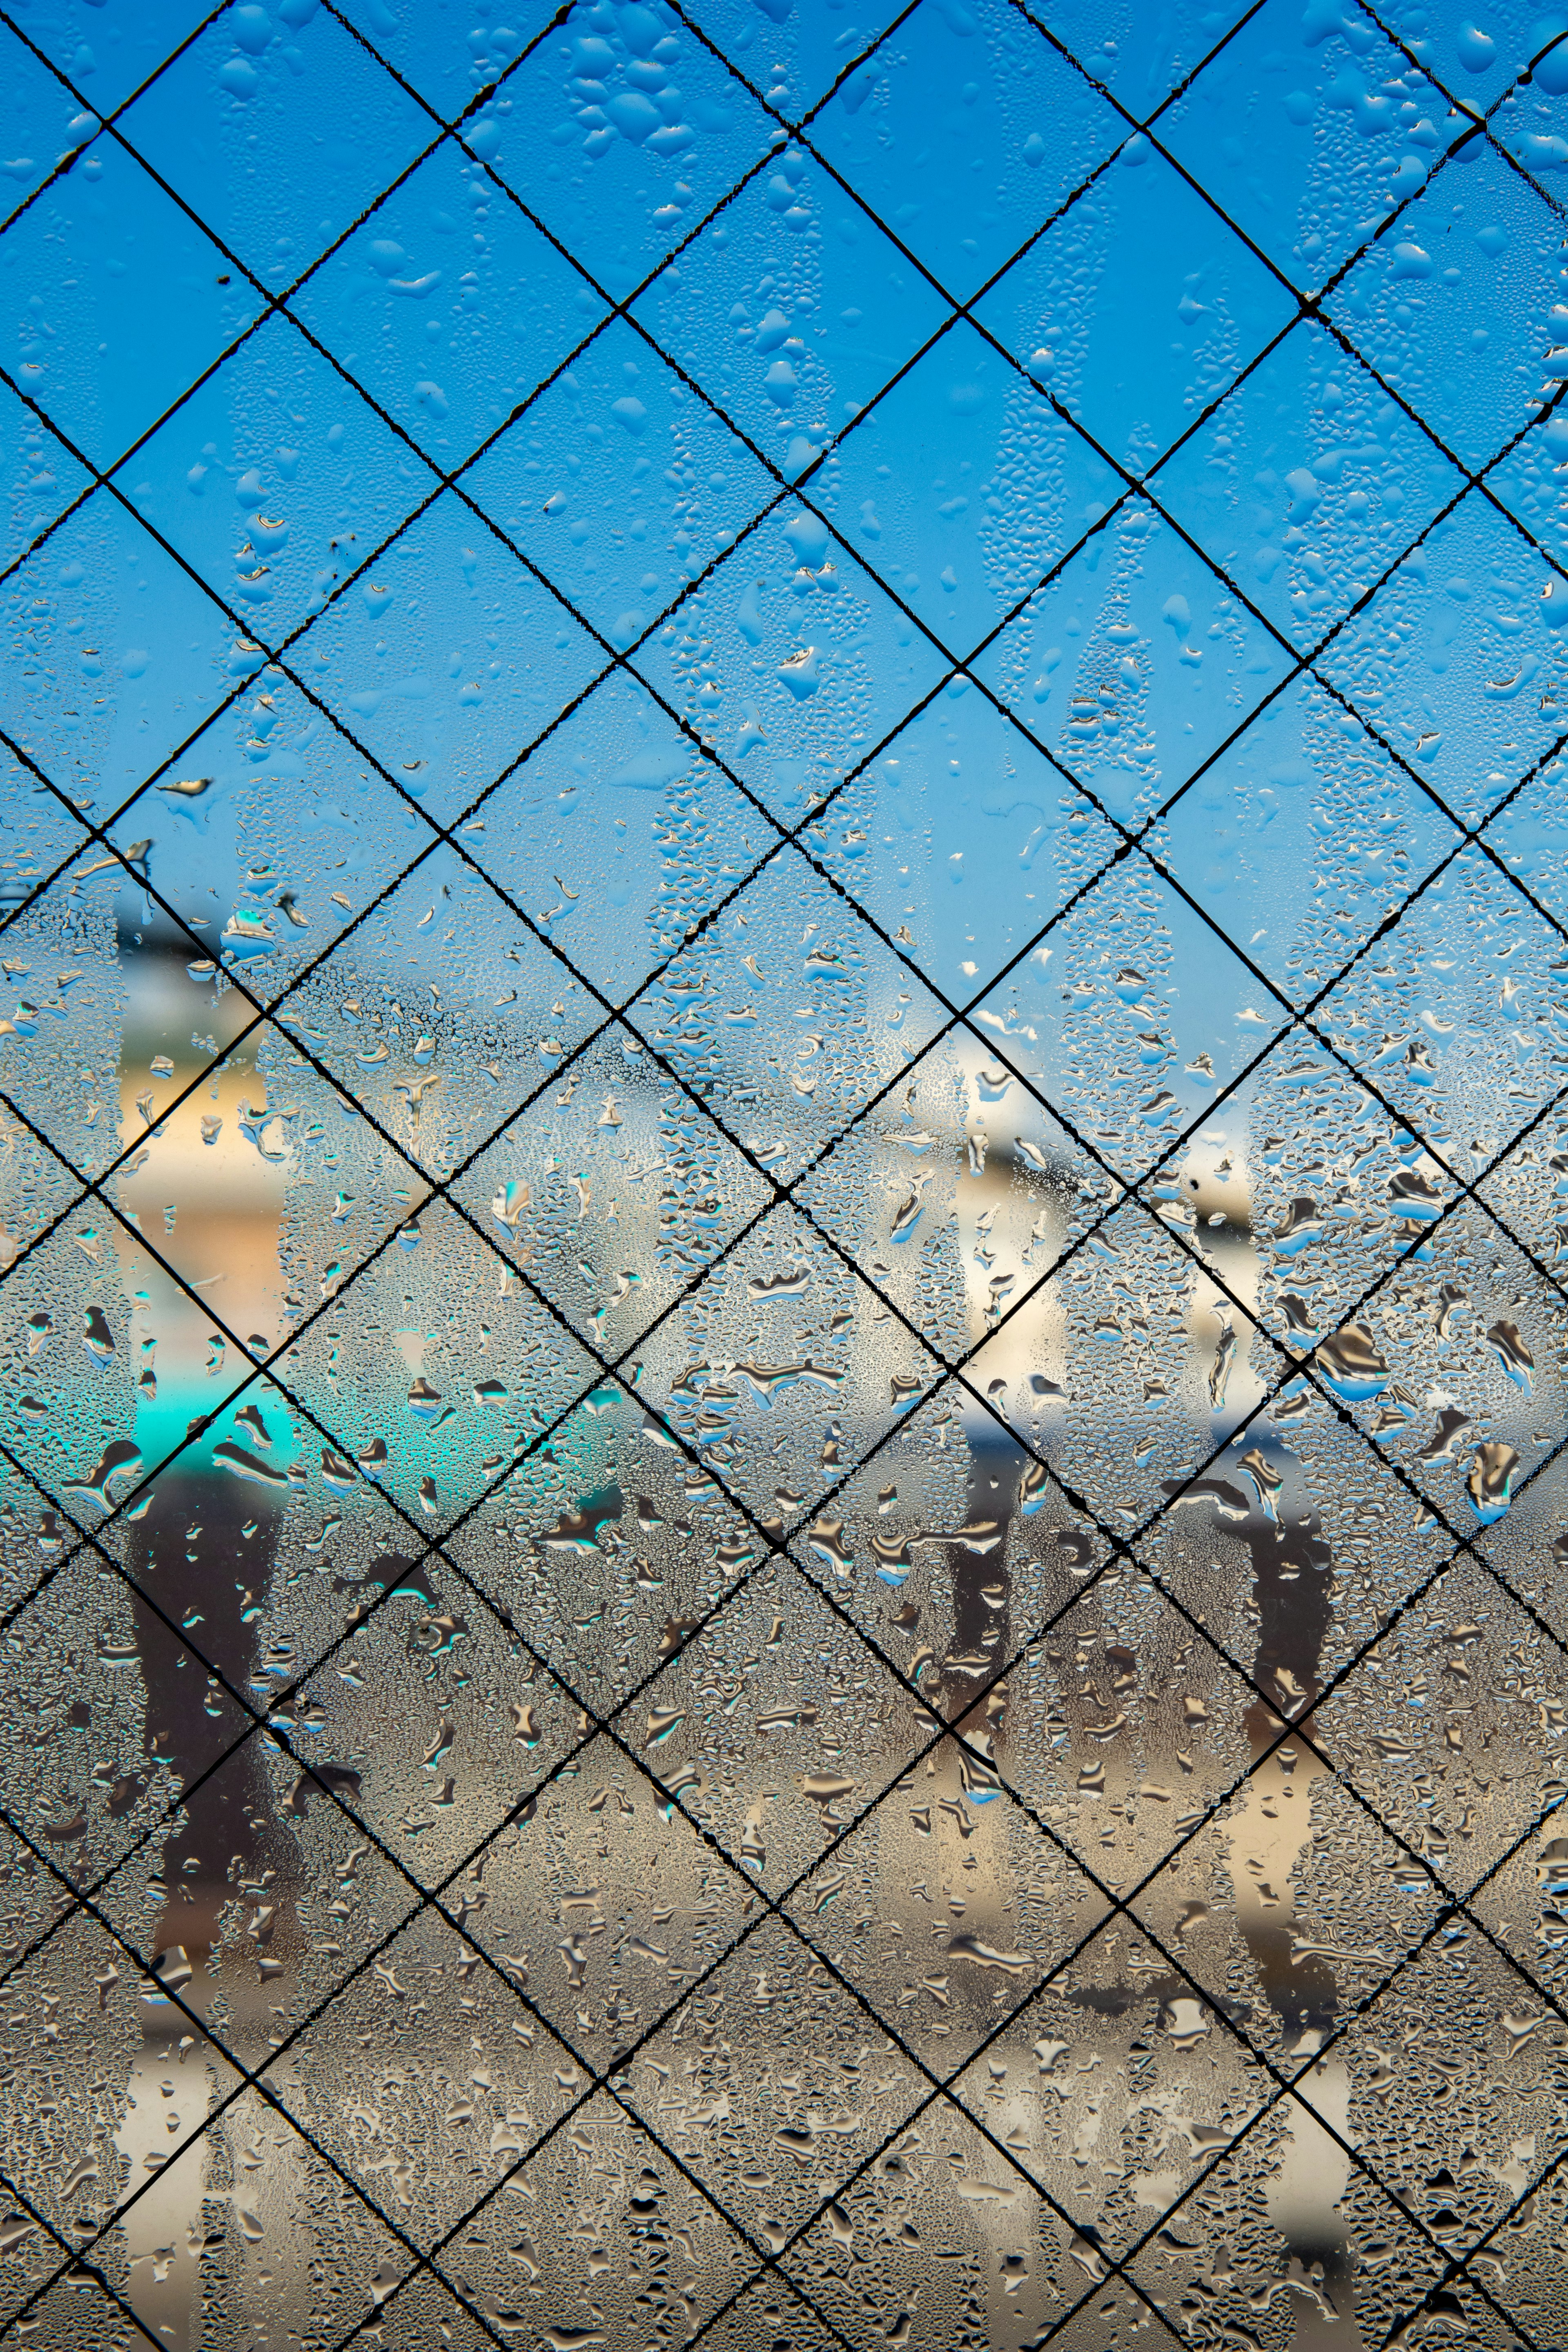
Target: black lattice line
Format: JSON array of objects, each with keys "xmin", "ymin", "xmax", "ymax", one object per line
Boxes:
[
  {"xmin": 504, "ymin": 140, "xmax": 1568, "ymax": 1207},
  {"xmin": 0, "ymin": 1508, "xmax": 1201, "ymax": 2352},
  {"xmin": 713, "ymin": 737, "xmax": 1568, "ymax": 1522},
  {"xmin": 741, "ymin": 1491, "xmax": 1568, "ymax": 2343},
  {"xmin": 0, "ymin": 1194, "xmax": 1539, "ymax": 2352},
  {"xmin": 0, "ymin": 0, "xmax": 587, "ymax": 594},
  {"xmin": 0, "ymin": 969, "xmax": 1532, "ymax": 2333},
  {"xmin": 0, "ymin": 889, "xmax": 1301, "ymax": 1653},
  {"xmin": 0, "ymin": 10, "xmax": 824, "ymax": 876},
  {"xmin": 2, "ymin": 0, "xmax": 1558, "ymax": 1034},
  {"xmin": 9, "ymin": 74, "xmax": 1448, "ymax": 2276},
  {"xmin": 0, "ymin": 225, "xmax": 1561, "ymax": 1853},
  {"xmin": 745, "ymin": 1064, "xmax": 1568, "ymax": 2304},
  {"xmin": 622, "ymin": 1570, "xmax": 1566, "ymax": 2352},
  {"xmin": 3, "ymin": 4, "xmax": 1568, "ymax": 2352},
  {"xmin": 0, "ymin": 2159, "xmax": 169, "ymax": 2352},
  {"xmin": 648, "ymin": 1447, "xmax": 1566, "ymax": 2352},
  {"xmin": 663, "ymin": 4, "xmax": 1568, "ymax": 884},
  {"xmin": 276, "ymin": 50, "xmax": 1568, "ymax": 2352},
  {"xmin": 6, "ymin": 710, "xmax": 1561, "ymax": 1966},
  {"xmin": 3, "ymin": 0, "xmax": 1363, "ymax": 925},
  {"xmin": 0, "ymin": 0, "xmax": 230, "ymax": 239},
  {"xmin": 0, "ymin": 584, "xmax": 1281, "ymax": 1590},
  {"xmin": 979, "ymin": 1031, "xmax": 1568, "ymax": 1656},
  {"xmin": 911, "ymin": 618, "xmax": 1568, "ymax": 1333},
  {"xmin": 0, "ymin": 61, "xmax": 1105, "ymax": 1230},
  {"xmin": 231, "ymin": 1227, "xmax": 1568, "ymax": 2326},
  {"xmin": 0, "ymin": 0, "xmax": 1514, "ymax": 1249}
]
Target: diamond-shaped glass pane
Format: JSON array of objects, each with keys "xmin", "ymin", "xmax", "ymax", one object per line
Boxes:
[
  {"xmin": 1316, "ymin": 489, "xmax": 1568, "ymax": 817},
  {"xmin": 290, "ymin": 142, "xmax": 610, "ymax": 471},
  {"xmin": 297, "ymin": 487, "xmax": 610, "ymax": 831},
  {"xmin": 464, "ymin": 666, "xmax": 774, "ymax": 996},
  {"xmin": 117, "ymin": 3, "xmax": 434, "ymax": 288},
  {"xmin": 622, "ymin": 842, "xmax": 949, "ymax": 1183},
  {"xmin": 968, "ymin": 493, "xmax": 1298, "ymax": 823},
  {"xmin": 108, "ymin": 311, "xmax": 434, "ymax": 650},
  {"xmin": 620, "ymin": 1910, "xmax": 928, "ymax": 2247},
  {"xmin": 1153, "ymin": 677, "xmax": 1463, "ymax": 1001},
  {"xmin": 1325, "ymin": 137, "xmax": 1563, "ymax": 476},
  {"xmin": 465, "ymin": 316, "xmax": 783, "ymax": 654},
  {"xmin": 974, "ymin": 137, "xmax": 1297, "ymax": 475},
  {"xmin": 431, "ymin": 2087, "xmax": 761, "ymax": 2343},
  {"xmin": 2, "ymin": 492, "xmax": 239, "ymax": 812},
  {"xmin": 812, "ymin": 668, "xmax": 1123, "ymax": 997},
  {"xmin": 453, "ymin": 1728, "xmax": 755, "ymax": 2065},
  {"xmin": 820, "ymin": 315, "xmax": 1121, "ymax": 664},
  {"xmin": 1122, "ymin": 2097, "xmax": 1451, "ymax": 2345},
  {"xmin": 112, "ymin": 693, "xmax": 438, "ymax": 1003},
  {"xmin": 1154, "ymin": 317, "xmax": 1466, "ymax": 655},
  {"xmin": 630, "ymin": 156, "xmax": 952, "ymax": 459},
  {"xmin": 967, "ymin": 849, "xmax": 1292, "ymax": 1186},
  {"xmin": 626, "ymin": 506, "xmax": 954, "ymax": 828},
  {"xmin": 945, "ymin": 1914, "xmax": 1271, "ymax": 2258},
  {"xmin": 456, "ymin": 1020, "xmax": 775, "ymax": 1356},
  {"xmin": 1313, "ymin": 1550, "xmax": 1568, "ymax": 1899},
  {"xmin": 1310, "ymin": 843, "xmax": 1566, "ymax": 1167},
  {"xmin": 635, "ymin": 1198, "xmax": 947, "ymax": 1526},
  {"xmin": 1157, "ymin": 1, "xmax": 1439, "ymax": 296},
  {"xmin": 0, "ymin": 140, "xmax": 263, "ymax": 474},
  {"xmin": 820, "ymin": 0, "xmax": 1126, "ymax": 299},
  {"xmin": 494, "ymin": 12, "xmax": 776, "ymax": 304},
  {"xmin": 276, "ymin": 840, "xmax": 604, "ymax": 1178}
]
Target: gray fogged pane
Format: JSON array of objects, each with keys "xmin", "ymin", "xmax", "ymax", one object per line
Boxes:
[{"xmin": 0, "ymin": 1, "xmax": 1564, "ymax": 2347}]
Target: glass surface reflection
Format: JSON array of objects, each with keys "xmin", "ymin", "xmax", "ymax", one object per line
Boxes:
[{"xmin": 0, "ymin": 3, "xmax": 1566, "ymax": 2350}]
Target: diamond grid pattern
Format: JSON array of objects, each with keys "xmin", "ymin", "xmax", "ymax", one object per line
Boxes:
[{"xmin": 0, "ymin": 2, "xmax": 1567, "ymax": 2349}]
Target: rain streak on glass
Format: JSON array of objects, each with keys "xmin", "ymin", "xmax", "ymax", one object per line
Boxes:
[{"xmin": 2, "ymin": 0, "xmax": 1568, "ymax": 2349}]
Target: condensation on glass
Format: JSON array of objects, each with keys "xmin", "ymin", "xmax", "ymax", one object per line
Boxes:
[{"xmin": 0, "ymin": 0, "xmax": 1565, "ymax": 2346}]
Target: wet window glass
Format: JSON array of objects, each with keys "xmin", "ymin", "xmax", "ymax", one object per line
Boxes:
[{"xmin": 0, "ymin": 1, "xmax": 1566, "ymax": 2347}]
